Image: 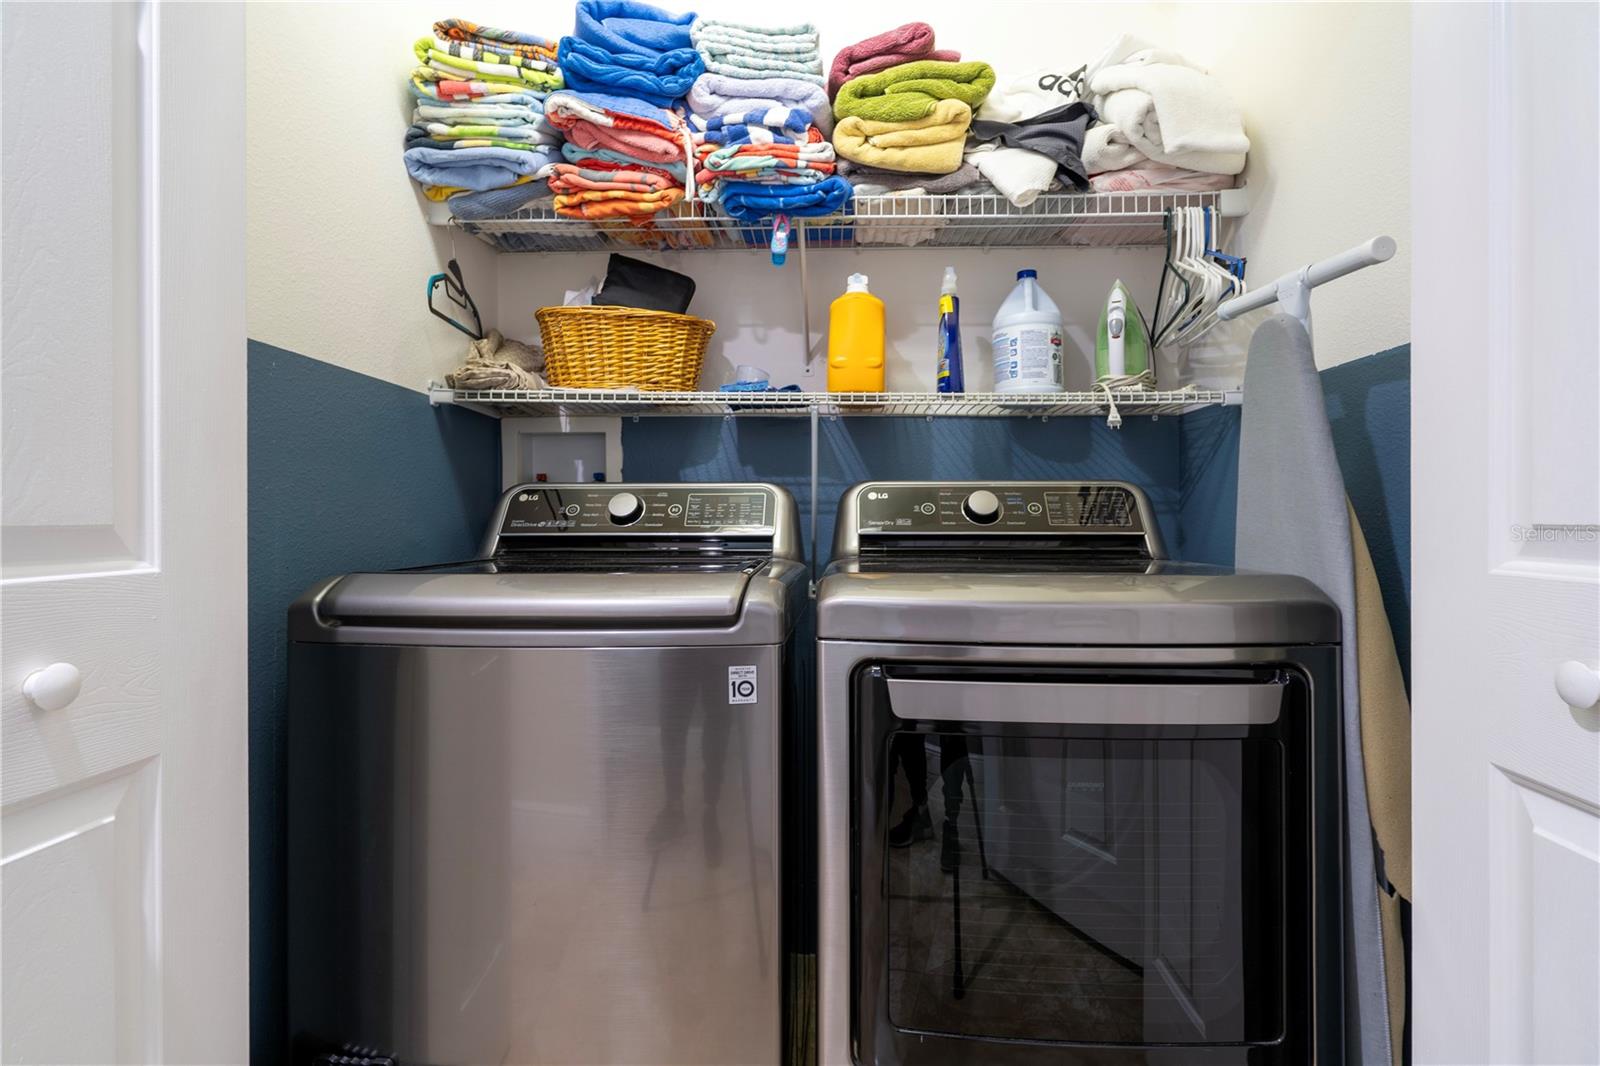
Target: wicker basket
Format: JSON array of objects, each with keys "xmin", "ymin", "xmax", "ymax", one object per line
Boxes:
[{"xmin": 536, "ymin": 305, "xmax": 715, "ymax": 391}]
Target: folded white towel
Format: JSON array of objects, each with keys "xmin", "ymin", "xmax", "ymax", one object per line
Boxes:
[
  {"xmin": 1085, "ymin": 47, "xmax": 1249, "ymax": 176},
  {"xmin": 963, "ymin": 143, "xmax": 1060, "ymax": 208}
]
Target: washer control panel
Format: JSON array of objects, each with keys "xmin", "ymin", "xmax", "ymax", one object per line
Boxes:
[
  {"xmin": 497, "ymin": 485, "xmax": 775, "ymax": 537},
  {"xmin": 855, "ymin": 482, "xmax": 1145, "ymax": 534}
]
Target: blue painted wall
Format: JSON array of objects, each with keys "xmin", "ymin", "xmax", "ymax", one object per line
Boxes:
[
  {"xmin": 622, "ymin": 414, "xmax": 1191, "ymax": 566},
  {"xmin": 247, "ymin": 341, "xmax": 501, "ymax": 1064},
  {"xmin": 1322, "ymin": 344, "xmax": 1411, "ymax": 689}
]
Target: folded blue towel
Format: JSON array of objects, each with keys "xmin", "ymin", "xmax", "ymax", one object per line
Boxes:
[
  {"xmin": 447, "ymin": 181, "xmax": 555, "ymax": 220},
  {"xmin": 403, "ymin": 145, "xmax": 560, "ymax": 192},
  {"xmin": 558, "ymin": 36, "xmax": 703, "ymax": 107},
  {"xmin": 716, "ymin": 175, "xmax": 851, "ymax": 221},
  {"xmin": 574, "ymin": 0, "xmax": 696, "ymax": 57}
]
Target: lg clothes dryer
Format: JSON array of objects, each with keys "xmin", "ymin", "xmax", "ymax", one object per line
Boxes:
[
  {"xmin": 816, "ymin": 481, "xmax": 1346, "ymax": 1066},
  {"xmin": 286, "ymin": 483, "xmax": 806, "ymax": 1066}
]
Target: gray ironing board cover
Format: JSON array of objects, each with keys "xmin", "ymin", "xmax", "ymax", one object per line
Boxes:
[{"xmin": 1235, "ymin": 314, "xmax": 1393, "ymax": 1066}]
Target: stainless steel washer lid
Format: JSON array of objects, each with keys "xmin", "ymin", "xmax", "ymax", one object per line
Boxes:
[
  {"xmin": 291, "ymin": 559, "xmax": 807, "ymax": 647},
  {"xmin": 815, "ymin": 562, "xmax": 1340, "ymax": 646}
]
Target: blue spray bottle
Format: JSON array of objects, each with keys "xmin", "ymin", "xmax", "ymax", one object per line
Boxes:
[{"xmin": 935, "ymin": 266, "xmax": 964, "ymax": 393}]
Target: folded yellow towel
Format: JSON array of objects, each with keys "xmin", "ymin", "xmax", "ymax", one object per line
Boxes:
[{"xmin": 831, "ymin": 99, "xmax": 972, "ymax": 174}]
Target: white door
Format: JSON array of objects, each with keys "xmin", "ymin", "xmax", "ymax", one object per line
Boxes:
[
  {"xmin": 1412, "ymin": 4, "xmax": 1600, "ymax": 1064},
  {"xmin": 0, "ymin": 3, "xmax": 247, "ymax": 1063}
]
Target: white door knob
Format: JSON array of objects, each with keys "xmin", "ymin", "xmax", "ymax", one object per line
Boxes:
[
  {"xmin": 1555, "ymin": 661, "xmax": 1600, "ymax": 710},
  {"xmin": 22, "ymin": 662, "xmax": 82, "ymax": 712}
]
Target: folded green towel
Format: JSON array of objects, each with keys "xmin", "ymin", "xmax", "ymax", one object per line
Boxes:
[{"xmin": 833, "ymin": 60, "xmax": 995, "ymax": 123}]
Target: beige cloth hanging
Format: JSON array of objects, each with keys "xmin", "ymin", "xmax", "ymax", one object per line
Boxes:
[{"xmin": 1351, "ymin": 503, "xmax": 1412, "ymax": 1065}]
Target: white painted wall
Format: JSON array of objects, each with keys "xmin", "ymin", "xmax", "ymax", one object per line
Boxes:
[{"xmin": 245, "ymin": 1, "xmax": 1410, "ymax": 390}]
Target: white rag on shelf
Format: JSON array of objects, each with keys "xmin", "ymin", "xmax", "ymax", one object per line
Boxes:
[{"xmin": 1084, "ymin": 41, "xmax": 1249, "ymax": 176}]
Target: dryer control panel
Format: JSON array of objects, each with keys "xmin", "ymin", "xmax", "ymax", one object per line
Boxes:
[
  {"xmin": 837, "ymin": 481, "xmax": 1165, "ymax": 560},
  {"xmin": 854, "ymin": 483, "xmax": 1145, "ymax": 533}
]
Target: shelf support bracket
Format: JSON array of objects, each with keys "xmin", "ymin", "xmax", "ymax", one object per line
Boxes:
[
  {"xmin": 799, "ymin": 222, "xmax": 816, "ymax": 376},
  {"xmin": 808, "ymin": 402, "xmax": 820, "ymax": 596}
]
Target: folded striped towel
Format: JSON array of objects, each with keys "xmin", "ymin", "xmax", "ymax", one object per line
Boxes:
[
  {"xmin": 413, "ymin": 37, "xmax": 565, "ymax": 91},
  {"xmin": 434, "ymin": 18, "xmax": 558, "ymax": 63},
  {"xmin": 687, "ymin": 73, "xmax": 833, "ymax": 137},
  {"xmin": 833, "ymin": 60, "xmax": 995, "ymax": 123},
  {"xmin": 688, "ymin": 108, "xmax": 815, "ymax": 146},
  {"xmin": 410, "ymin": 73, "xmax": 542, "ymax": 103},
  {"xmin": 690, "ymin": 18, "xmax": 823, "ymax": 84},
  {"xmin": 690, "ymin": 19, "xmax": 820, "ymax": 56}
]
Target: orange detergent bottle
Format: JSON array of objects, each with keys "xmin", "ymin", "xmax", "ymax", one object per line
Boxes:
[{"xmin": 827, "ymin": 273, "xmax": 885, "ymax": 392}]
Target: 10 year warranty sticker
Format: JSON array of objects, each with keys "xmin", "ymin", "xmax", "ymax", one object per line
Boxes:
[{"xmin": 727, "ymin": 665, "xmax": 758, "ymax": 705}]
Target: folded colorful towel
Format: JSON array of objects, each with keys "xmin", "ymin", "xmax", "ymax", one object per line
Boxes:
[
  {"xmin": 412, "ymin": 120, "xmax": 558, "ymax": 144},
  {"xmin": 435, "ymin": 19, "xmax": 559, "ymax": 63},
  {"xmin": 827, "ymin": 22, "xmax": 960, "ymax": 99},
  {"xmin": 544, "ymin": 89, "xmax": 678, "ymax": 132},
  {"xmin": 698, "ymin": 131, "xmax": 835, "ymax": 184},
  {"xmin": 414, "ymin": 38, "xmax": 564, "ymax": 91},
  {"xmin": 424, "ymin": 35, "xmax": 559, "ymax": 73},
  {"xmin": 544, "ymin": 89, "xmax": 689, "ymax": 166},
  {"xmin": 687, "ymin": 73, "xmax": 833, "ymax": 137},
  {"xmin": 557, "ymin": 35, "xmax": 704, "ymax": 108},
  {"xmin": 838, "ymin": 158, "xmax": 984, "ymax": 193},
  {"xmin": 406, "ymin": 127, "xmax": 551, "ymax": 152},
  {"xmin": 403, "ymin": 144, "xmax": 561, "ymax": 191},
  {"xmin": 833, "ymin": 60, "xmax": 995, "ymax": 123},
  {"xmin": 690, "ymin": 19, "xmax": 823, "ymax": 83},
  {"xmin": 554, "ymin": 186, "xmax": 684, "ymax": 220},
  {"xmin": 549, "ymin": 163, "xmax": 680, "ymax": 194},
  {"xmin": 562, "ymin": 140, "xmax": 691, "ymax": 181},
  {"xmin": 410, "ymin": 73, "xmax": 542, "ymax": 102},
  {"xmin": 413, "ymin": 99, "xmax": 543, "ymax": 125},
  {"xmin": 689, "ymin": 107, "xmax": 814, "ymax": 146},
  {"xmin": 715, "ymin": 174, "xmax": 852, "ymax": 220},
  {"xmin": 831, "ymin": 98, "xmax": 973, "ymax": 174}
]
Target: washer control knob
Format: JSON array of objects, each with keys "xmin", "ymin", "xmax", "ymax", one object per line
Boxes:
[
  {"xmin": 607, "ymin": 492, "xmax": 645, "ymax": 525},
  {"xmin": 962, "ymin": 490, "xmax": 1002, "ymax": 525}
]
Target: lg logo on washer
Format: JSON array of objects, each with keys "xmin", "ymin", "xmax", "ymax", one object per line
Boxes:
[{"xmin": 727, "ymin": 665, "xmax": 758, "ymax": 704}]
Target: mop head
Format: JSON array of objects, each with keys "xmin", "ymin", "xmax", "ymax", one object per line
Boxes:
[{"xmin": 1095, "ymin": 279, "xmax": 1154, "ymax": 387}]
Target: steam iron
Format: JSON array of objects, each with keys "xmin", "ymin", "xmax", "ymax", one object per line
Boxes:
[{"xmin": 1095, "ymin": 279, "xmax": 1154, "ymax": 386}]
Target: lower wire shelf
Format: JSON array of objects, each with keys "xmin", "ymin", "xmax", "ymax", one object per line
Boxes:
[{"xmin": 427, "ymin": 384, "xmax": 1243, "ymax": 421}]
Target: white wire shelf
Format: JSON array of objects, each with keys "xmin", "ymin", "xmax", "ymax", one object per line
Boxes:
[
  {"xmin": 448, "ymin": 188, "xmax": 1249, "ymax": 254},
  {"xmin": 427, "ymin": 384, "xmax": 1242, "ymax": 420}
]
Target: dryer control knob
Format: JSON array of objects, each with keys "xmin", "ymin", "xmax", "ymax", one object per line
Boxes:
[
  {"xmin": 607, "ymin": 492, "xmax": 645, "ymax": 525},
  {"xmin": 962, "ymin": 490, "xmax": 1002, "ymax": 525}
]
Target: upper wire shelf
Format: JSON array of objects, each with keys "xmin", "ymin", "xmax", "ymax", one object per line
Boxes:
[
  {"xmin": 427, "ymin": 384, "xmax": 1242, "ymax": 420},
  {"xmin": 444, "ymin": 188, "xmax": 1249, "ymax": 254}
]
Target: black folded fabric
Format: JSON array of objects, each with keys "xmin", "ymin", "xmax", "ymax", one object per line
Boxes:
[
  {"xmin": 968, "ymin": 100, "xmax": 1096, "ymax": 190},
  {"xmin": 592, "ymin": 254, "xmax": 697, "ymax": 314}
]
